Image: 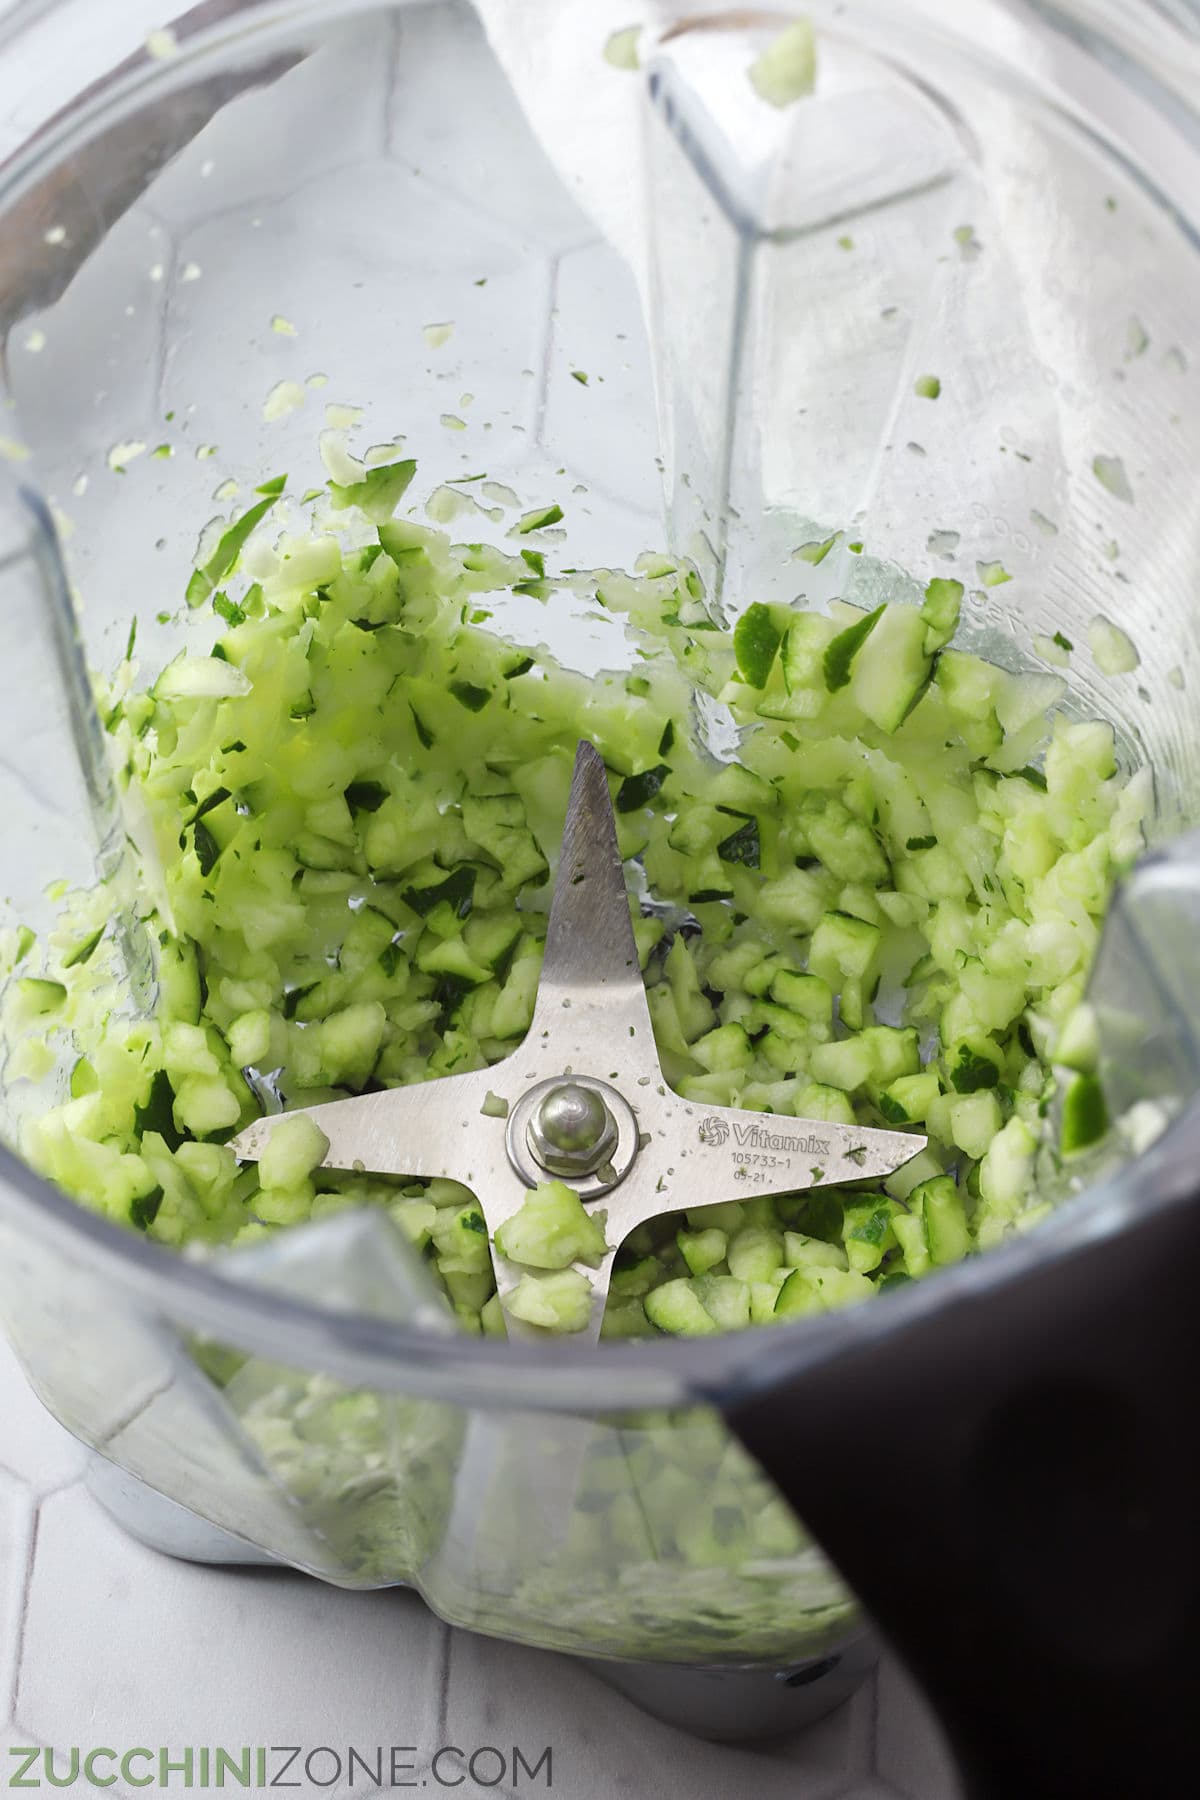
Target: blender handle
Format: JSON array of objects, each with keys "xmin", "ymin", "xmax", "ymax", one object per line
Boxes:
[{"xmin": 721, "ymin": 1193, "xmax": 1200, "ymax": 1800}]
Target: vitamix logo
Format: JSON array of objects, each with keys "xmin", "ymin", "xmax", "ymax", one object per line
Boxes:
[{"xmin": 698, "ymin": 1117, "xmax": 830, "ymax": 1158}]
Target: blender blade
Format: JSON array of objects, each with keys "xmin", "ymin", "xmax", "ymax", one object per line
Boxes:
[{"xmin": 229, "ymin": 741, "xmax": 925, "ymax": 1340}]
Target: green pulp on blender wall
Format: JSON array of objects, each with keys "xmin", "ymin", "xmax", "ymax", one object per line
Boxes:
[{"xmin": 1, "ymin": 455, "xmax": 1149, "ymax": 1343}]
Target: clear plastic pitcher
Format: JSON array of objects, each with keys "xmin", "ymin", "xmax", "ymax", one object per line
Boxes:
[{"xmin": 1, "ymin": 3, "xmax": 1198, "ymax": 1792}]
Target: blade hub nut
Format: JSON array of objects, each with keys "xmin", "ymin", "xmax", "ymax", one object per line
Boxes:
[{"xmin": 527, "ymin": 1082, "xmax": 619, "ymax": 1177}]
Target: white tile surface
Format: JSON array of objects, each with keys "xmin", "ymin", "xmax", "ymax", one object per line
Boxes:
[
  {"xmin": 0, "ymin": 5, "xmax": 958, "ymax": 1795},
  {"xmin": 541, "ymin": 241, "xmax": 662, "ymax": 515},
  {"xmin": 441, "ymin": 1628, "xmax": 878, "ymax": 1800},
  {"xmin": 386, "ymin": 1, "xmax": 591, "ymax": 254},
  {"xmin": 875, "ymin": 1651, "xmax": 963, "ymax": 1800},
  {"xmin": 17, "ymin": 1484, "xmax": 445, "ymax": 1785},
  {"xmin": 0, "ymin": 1465, "xmax": 34, "ymax": 1729},
  {"xmin": 142, "ymin": 11, "xmax": 398, "ymax": 232},
  {"xmin": 0, "ymin": 1334, "xmax": 85, "ymax": 1496}
]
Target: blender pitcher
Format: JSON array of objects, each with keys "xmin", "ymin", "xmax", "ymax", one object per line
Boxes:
[{"xmin": 0, "ymin": 3, "xmax": 1198, "ymax": 1796}]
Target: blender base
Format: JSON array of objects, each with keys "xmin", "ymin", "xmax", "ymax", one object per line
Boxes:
[
  {"xmin": 86, "ymin": 1452, "xmax": 284, "ymax": 1566},
  {"xmin": 86, "ymin": 1454, "xmax": 878, "ymax": 1740},
  {"xmin": 578, "ymin": 1637, "xmax": 879, "ymax": 1741}
]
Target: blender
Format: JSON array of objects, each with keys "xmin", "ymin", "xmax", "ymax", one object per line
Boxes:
[{"xmin": 0, "ymin": 2, "xmax": 1198, "ymax": 1794}]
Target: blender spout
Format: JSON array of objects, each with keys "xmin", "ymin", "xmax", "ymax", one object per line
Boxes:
[
  {"xmin": 642, "ymin": 17, "xmax": 789, "ymax": 616},
  {"xmin": 640, "ymin": 12, "xmax": 971, "ymax": 617}
]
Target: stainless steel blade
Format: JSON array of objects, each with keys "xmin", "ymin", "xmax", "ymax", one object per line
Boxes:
[
  {"xmin": 526, "ymin": 740, "xmax": 660, "ymax": 1080},
  {"xmin": 565, "ymin": 1101, "xmax": 925, "ymax": 1335},
  {"xmin": 227, "ymin": 1066, "xmax": 557, "ymax": 1341},
  {"xmin": 229, "ymin": 736, "xmax": 927, "ymax": 1346},
  {"xmin": 629, "ymin": 1093, "xmax": 924, "ymax": 1200},
  {"xmin": 229, "ymin": 1070, "xmax": 496, "ymax": 1182}
]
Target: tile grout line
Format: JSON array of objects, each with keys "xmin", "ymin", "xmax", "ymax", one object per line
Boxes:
[
  {"xmin": 531, "ymin": 256, "xmax": 559, "ymax": 454},
  {"xmin": 150, "ymin": 221, "xmax": 177, "ymax": 420},
  {"xmin": 865, "ymin": 1658, "xmax": 880, "ymax": 1785},
  {"xmin": 0, "ymin": 1421, "xmax": 86, "ymax": 1497},
  {"xmin": 93, "ymin": 1370, "xmax": 178, "ymax": 1453},
  {"xmin": 152, "ymin": 230, "xmax": 180, "ymax": 425},
  {"xmin": 7, "ymin": 1498, "xmax": 41, "ymax": 1725},
  {"xmin": 345, "ymin": 1621, "xmax": 459, "ymax": 1800},
  {"xmin": 27, "ymin": 1473, "xmax": 84, "ymax": 1503},
  {"xmin": 434, "ymin": 1620, "xmax": 452, "ymax": 1743},
  {"xmin": 0, "ymin": 1470, "xmax": 86, "ymax": 1512},
  {"xmin": 872, "ymin": 1658, "xmax": 926, "ymax": 1800},
  {"xmin": 379, "ymin": 7, "xmax": 403, "ymax": 160}
]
